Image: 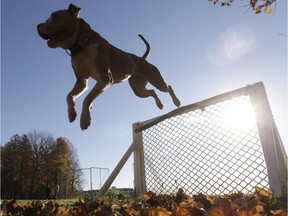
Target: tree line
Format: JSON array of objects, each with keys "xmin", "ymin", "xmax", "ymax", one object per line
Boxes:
[{"xmin": 1, "ymin": 131, "xmax": 83, "ymax": 199}]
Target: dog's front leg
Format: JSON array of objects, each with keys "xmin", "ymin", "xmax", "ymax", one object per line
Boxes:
[
  {"xmin": 67, "ymin": 78, "xmax": 88, "ymax": 123},
  {"xmin": 80, "ymin": 81, "xmax": 110, "ymax": 130}
]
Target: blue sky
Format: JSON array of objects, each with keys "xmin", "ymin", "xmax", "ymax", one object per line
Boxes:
[{"xmin": 1, "ymin": 1, "xmax": 287, "ymax": 189}]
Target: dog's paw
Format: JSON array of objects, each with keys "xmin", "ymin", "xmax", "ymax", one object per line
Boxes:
[
  {"xmin": 156, "ymin": 100, "xmax": 164, "ymax": 110},
  {"xmin": 168, "ymin": 86, "xmax": 181, "ymax": 107},
  {"xmin": 68, "ymin": 107, "xmax": 77, "ymax": 122},
  {"xmin": 80, "ymin": 111, "xmax": 91, "ymax": 130},
  {"xmin": 173, "ymin": 97, "xmax": 181, "ymax": 107}
]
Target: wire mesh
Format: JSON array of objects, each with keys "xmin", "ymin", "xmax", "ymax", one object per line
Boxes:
[{"xmin": 141, "ymin": 95, "xmax": 269, "ymax": 195}]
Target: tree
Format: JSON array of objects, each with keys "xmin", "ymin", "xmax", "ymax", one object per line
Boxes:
[
  {"xmin": 51, "ymin": 137, "xmax": 83, "ymax": 198},
  {"xmin": 28, "ymin": 131, "xmax": 55, "ymax": 198},
  {"xmin": 209, "ymin": 0, "xmax": 276, "ymax": 14},
  {"xmin": 1, "ymin": 134, "xmax": 32, "ymax": 199},
  {"xmin": 1, "ymin": 131, "xmax": 83, "ymax": 199},
  {"xmin": 69, "ymin": 144, "xmax": 83, "ymax": 196},
  {"xmin": 49, "ymin": 137, "xmax": 73, "ymax": 198}
]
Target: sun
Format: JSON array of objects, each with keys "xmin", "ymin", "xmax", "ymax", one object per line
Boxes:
[{"xmin": 222, "ymin": 98, "xmax": 256, "ymax": 130}]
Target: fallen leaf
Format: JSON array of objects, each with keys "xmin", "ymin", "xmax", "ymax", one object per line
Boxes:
[
  {"xmin": 255, "ymin": 187, "xmax": 273, "ymax": 198},
  {"xmin": 56, "ymin": 205, "xmax": 71, "ymax": 216},
  {"xmin": 235, "ymin": 198, "xmax": 265, "ymax": 216},
  {"xmin": 125, "ymin": 207, "xmax": 141, "ymax": 216},
  {"xmin": 205, "ymin": 198, "xmax": 233, "ymax": 216},
  {"xmin": 147, "ymin": 206, "xmax": 171, "ymax": 216},
  {"xmin": 270, "ymin": 209, "xmax": 287, "ymax": 216},
  {"xmin": 173, "ymin": 201, "xmax": 192, "ymax": 216}
]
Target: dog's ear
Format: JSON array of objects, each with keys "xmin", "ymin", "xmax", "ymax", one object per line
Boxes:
[{"xmin": 68, "ymin": 4, "xmax": 81, "ymax": 18}]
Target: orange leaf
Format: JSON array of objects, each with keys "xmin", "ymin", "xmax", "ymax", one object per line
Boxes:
[
  {"xmin": 270, "ymin": 209, "xmax": 287, "ymax": 216},
  {"xmin": 205, "ymin": 198, "xmax": 232, "ymax": 216},
  {"xmin": 255, "ymin": 8, "xmax": 262, "ymax": 14},
  {"xmin": 125, "ymin": 207, "xmax": 141, "ymax": 216},
  {"xmin": 255, "ymin": 187, "xmax": 273, "ymax": 198},
  {"xmin": 173, "ymin": 201, "xmax": 192, "ymax": 216},
  {"xmin": 264, "ymin": 8, "xmax": 273, "ymax": 14},
  {"xmin": 147, "ymin": 207, "xmax": 171, "ymax": 216}
]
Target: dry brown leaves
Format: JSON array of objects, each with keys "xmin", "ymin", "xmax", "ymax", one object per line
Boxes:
[{"xmin": 0, "ymin": 187, "xmax": 286, "ymax": 216}]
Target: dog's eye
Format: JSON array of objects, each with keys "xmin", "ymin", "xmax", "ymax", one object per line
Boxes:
[{"xmin": 46, "ymin": 13, "xmax": 59, "ymax": 23}]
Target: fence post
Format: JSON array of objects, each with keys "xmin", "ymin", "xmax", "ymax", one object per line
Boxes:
[
  {"xmin": 249, "ymin": 82, "xmax": 287, "ymax": 197},
  {"xmin": 133, "ymin": 123, "xmax": 146, "ymax": 196}
]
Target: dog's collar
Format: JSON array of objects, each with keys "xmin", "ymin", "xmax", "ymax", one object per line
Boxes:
[{"xmin": 68, "ymin": 18, "xmax": 91, "ymax": 57}]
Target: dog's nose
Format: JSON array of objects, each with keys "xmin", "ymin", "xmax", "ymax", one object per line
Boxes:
[{"xmin": 37, "ymin": 23, "xmax": 43, "ymax": 30}]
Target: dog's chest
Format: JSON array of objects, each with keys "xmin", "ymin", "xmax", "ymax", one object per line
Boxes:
[{"xmin": 71, "ymin": 43, "xmax": 101, "ymax": 80}]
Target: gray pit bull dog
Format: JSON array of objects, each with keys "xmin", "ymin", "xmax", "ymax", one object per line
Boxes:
[{"xmin": 37, "ymin": 4, "xmax": 181, "ymax": 130}]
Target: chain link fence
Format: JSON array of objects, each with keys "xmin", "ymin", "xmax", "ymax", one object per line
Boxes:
[
  {"xmin": 141, "ymin": 96, "xmax": 268, "ymax": 195},
  {"xmin": 133, "ymin": 82, "xmax": 287, "ymax": 196}
]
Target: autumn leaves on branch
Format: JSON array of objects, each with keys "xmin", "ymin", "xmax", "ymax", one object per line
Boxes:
[{"xmin": 209, "ymin": 0, "xmax": 276, "ymax": 14}]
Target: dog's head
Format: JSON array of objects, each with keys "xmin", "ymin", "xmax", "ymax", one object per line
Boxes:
[{"xmin": 37, "ymin": 4, "xmax": 81, "ymax": 49}]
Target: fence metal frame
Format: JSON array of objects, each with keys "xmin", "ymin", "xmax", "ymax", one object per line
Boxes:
[
  {"xmin": 80, "ymin": 167, "xmax": 109, "ymax": 191},
  {"xmin": 96, "ymin": 82, "xmax": 287, "ymax": 198}
]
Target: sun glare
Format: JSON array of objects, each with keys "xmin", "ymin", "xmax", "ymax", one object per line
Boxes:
[{"xmin": 223, "ymin": 98, "xmax": 256, "ymax": 130}]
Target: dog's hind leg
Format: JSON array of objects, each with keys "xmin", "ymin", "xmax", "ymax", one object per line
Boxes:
[
  {"xmin": 140, "ymin": 63, "xmax": 181, "ymax": 107},
  {"xmin": 129, "ymin": 75, "xmax": 164, "ymax": 109},
  {"xmin": 168, "ymin": 85, "xmax": 181, "ymax": 107}
]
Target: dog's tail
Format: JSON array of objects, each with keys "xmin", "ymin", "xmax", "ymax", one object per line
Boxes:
[{"xmin": 138, "ymin": 34, "xmax": 150, "ymax": 59}]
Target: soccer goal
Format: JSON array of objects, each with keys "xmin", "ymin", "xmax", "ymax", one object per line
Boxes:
[
  {"xmin": 133, "ymin": 82, "xmax": 287, "ymax": 197},
  {"xmin": 96, "ymin": 82, "xmax": 287, "ymax": 198}
]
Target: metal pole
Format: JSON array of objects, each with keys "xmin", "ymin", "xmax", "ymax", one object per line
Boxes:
[
  {"xmin": 90, "ymin": 167, "xmax": 93, "ymax": 191},
  {"xmin": 99, "ymin": 168, "xmax": 102, "ymax": 188},
  {"xmin": 95, "ymin": 142, "xmax": 136, "ymax": 198},
  {"xmin": 249, "ymin": 82, "xmax": 287, "ymax": 197},
  {"xmin": 133, "ymin": 123, "xmax": 146, "ymax": 196}
]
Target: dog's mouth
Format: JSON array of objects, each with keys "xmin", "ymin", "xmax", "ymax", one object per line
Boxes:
[
  {"xmin": 47, "ymin": 31, "xmax": 66, "ymax": 48},
  {"xmin": 39, "ymin": 29, "xmax": 66, "ymax": 48}
]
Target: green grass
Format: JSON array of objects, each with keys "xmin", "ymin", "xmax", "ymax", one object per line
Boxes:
[{"xmin": 1, "ymin": 199, "xmax": 79, "ymax": 206}]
